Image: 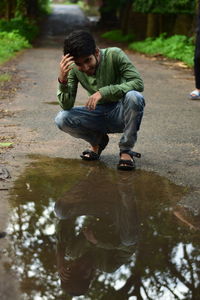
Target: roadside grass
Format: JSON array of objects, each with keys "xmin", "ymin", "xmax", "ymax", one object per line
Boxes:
[
  {"xmin": 101, "ymin": 30, "xmax": 195, "ymax": 67},
  {"xmin": 0, "ymin": 15, "xmax": 44, "ymax": 149},
  {"xmin": 0, "ymin": 17, "xmax": 39, "ymax": 65},
  {"xmin": 102, "ymin": 29, "xmax": 135, "ymax": 43},
  {"xmin": 0, "ymin": 17, "xmax": 38, "ymax": 42},
  {"xmin": 129, "ymin": 34, "xmax": 195, "ymax": 67},
  {"xmin": 0, "ymin": 73, "xmax": 12, "ymax": 82},
  {"xmin": 0, "ymin": 31, "xmax": 30, "ymax": 64}
]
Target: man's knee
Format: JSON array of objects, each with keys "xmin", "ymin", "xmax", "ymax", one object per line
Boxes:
[
  {"xmin": 124, "ymin": 90, "xmax": 145, "ymax": 111},
  {"xmin": 55, "ymin": 110, "xmax": 81, "ymax": 131},
  {"xmin": 55, "ymin": 111, "xmax": 70, "ymax": 130}
]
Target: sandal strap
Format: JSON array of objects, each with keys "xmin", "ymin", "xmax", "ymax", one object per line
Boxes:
[
  {"xmin": 118, "ymin": 159, "xmax": 134, "ymax": 166},
  {"xmin": 81, "ymin": 150, "xmax": 99, "ymax": 160},
  {"xmin": 120, "ymin": 150, "xmax": 141, "ymax": 158},
  {"xmin": 82, "ymin": 149, "xmax": 95, "ymax": 155}
]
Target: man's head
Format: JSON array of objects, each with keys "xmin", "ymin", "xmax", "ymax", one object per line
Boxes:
[
  {"xmin": 63, "ymin": 30, "xmax": 100, "ymax": 75},
  {"xmin": 60, "ymin": 254, "xmax": 94, "ymax": 296}
]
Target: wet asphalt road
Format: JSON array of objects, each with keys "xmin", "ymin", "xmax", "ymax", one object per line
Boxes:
[
  {"xmin": 41, "ymin": 4, "xmax": 90, "ymax": 36},
  {"xmin": 0, "ymin": 4, "xmax": 200, "ymax": 299}
]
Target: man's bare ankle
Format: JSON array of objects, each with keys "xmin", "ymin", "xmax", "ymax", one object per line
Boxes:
[
  {"xmin": 91, "ymin": 145, "xmax": 99, "ymax": 153},
  {"xmin": 121, "ymin": 153, "xmax": 133, "ymax": 160}
]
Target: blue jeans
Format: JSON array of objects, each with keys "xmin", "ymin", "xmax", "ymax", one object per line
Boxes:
[{"xmin": 55, "ymin": 90, "xmax": 145, "ymax": 151}]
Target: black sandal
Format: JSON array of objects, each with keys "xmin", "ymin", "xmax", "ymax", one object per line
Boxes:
[
  {"xmin": 117, "ymin": 150, "xmax": 141, "ymax": 171},
  {"xmin": 80, "ymin": 134, "xmax": 109, "ymax": 161}
]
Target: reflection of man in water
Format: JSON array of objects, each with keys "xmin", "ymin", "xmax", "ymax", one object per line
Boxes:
[
  {"xmin": 56, "ymin": 217, "xmax": 137, "ymax": 296},
  {"xmin": 55, "ymin": 168, "xmax": 138, "ymax": 296},
  {"xmin": 54, "ymin": 165, "xmax": 200, "ymax": 298},
  {"xmin": 57, "ymin": 241, "xmax": 94, "ymax": 296}
]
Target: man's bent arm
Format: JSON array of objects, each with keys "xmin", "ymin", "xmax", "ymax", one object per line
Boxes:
[
  {"xmin": 99, "ymin": 48, "xmax": 144, "ymax": 101},
  {"xmin": 57, "ymin": 69, "xmax": 78, "ymax": 110}
]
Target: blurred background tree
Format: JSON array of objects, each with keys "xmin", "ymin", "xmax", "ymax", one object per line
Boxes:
[
  {"xmin": 80, "ymin": 0, "xmax": 196, "ymax": 39},
  {"xmin": 0, "ymin": 0, "xmax": 50, "ymax": 20},
  {"xmin": 0, "ymin": 0, "xmax": 51, "ymax": 63}
]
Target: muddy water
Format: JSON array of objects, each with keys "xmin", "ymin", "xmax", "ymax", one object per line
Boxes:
[{"xmin": 5, "ymin": 156, "xmax": 200, "ymax": 300}]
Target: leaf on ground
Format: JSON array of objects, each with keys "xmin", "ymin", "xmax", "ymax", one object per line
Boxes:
[{"xmin": 0, "ymin": 142, "xmax": 13, "ymax": 147}]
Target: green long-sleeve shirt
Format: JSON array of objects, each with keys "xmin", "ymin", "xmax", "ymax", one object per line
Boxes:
[{"xmin": 57, "ymin": 47, "xmax": 144, "ymax": 110}]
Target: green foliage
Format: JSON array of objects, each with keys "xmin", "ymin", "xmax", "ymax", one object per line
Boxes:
[
  {"xmin": 0, "ymin": 17, "xmax": 39, "ymax": 42},
  {"xmin": 129, "ymin": 33, "xmax": 195, "ymax": 66},
  {"xmin": 0, "ymin": 142, "xmax": 13, "ymax": 147},
  {"xmin": 133, "ymin": 0, "xmax": 195, "ymax": 14},
  {"xmin": 77, "ymin": 1, "xmax": 99, "ymax": 16},
  {"xmin": 0, "ymin": 73, "xmax": 11, "ymax": 82},
  {"xmin": 38, "ymin": 0, "xmax": 51, "ymax": 15},
  {"xmin": 0, "ymin": 31, "xmax": 30, "ymax": 64},
  {"xmin": 101, "ymin": 29, "xmax": 135, "ymax": 43},
  {"xmin": 0, "ymin": 1, "xmax": 50, "ymax": 65},
  {"xmin": 0, "ymin": 17, "xmax": 39, "ymax": 65},
  {"xmin": 78, "ymin": 0, "xmax": 93, "ymax": 13},
  {"xmin": 0, "ymin": 0, "xmax": 51, "ymax": 19},
  {"xmin": 100, "ymin": 0, "xmax": 124, "ymax": 11},
  {"xmin": 64, "ymin": 1, "xmax": 76, "ymax": 4}
]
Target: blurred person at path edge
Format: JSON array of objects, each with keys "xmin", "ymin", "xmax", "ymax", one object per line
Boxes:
[
  {"xmin": 55, "ymin": 30, "xmax": 145, "ymax": 170},
  {"xmin": 190, "ymin": 1, "xmax": 200, "ymax": 100}
]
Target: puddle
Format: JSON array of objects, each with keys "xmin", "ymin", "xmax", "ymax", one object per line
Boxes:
[{"xmin": 5, "ymin": 156, "xmax": 200, "ymax": 299}]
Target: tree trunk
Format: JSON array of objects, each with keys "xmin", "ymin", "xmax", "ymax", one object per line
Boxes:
[
  {"xmin": 26, "ymin": 0, "xmax": 39, "ymax": 18},
  {"xmin": 146, "ymin": 13, "xmax": 159, "ymax": 38},
  {"xmin": 120, "ymin": 0, "xmax": 133, "ymax": 35},
  {"xmin": 173, "ymin": 14, "xmax": 194, "ymax": 36},
  {"xmin": 5, "ymin": 0, "xmax": 14, "ymax": 20},
  {"xmin": 196, "ymin": 0, "xmax": 200, "ymax": 31},
  {"xmin": 98, "ymin": 0, "xmax": 119, "ymax": 28}
]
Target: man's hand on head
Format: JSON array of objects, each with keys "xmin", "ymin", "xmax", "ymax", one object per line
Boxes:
[
  {"xmin": 59, "ymin": 54, "xmax": 75, "ymax": 82},
  {"xmin": 85, "ymin": 91, "xmax": 102, "ymax": 110}
]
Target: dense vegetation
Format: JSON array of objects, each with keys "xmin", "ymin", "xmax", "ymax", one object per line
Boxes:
[
  {"xmin": 102, "ymin": 30, "xmax": 134, "ymax": 43},
  {"xmin": 99, "ymin": 0, "xmax": 198, "ymax": 67},
  {"xmin": 0, "ymin": 0, "xmax": 50, "ymax": 64},
  {"xmin": 133, "ymin": 0, "xmax": 195, "ymax": 14},
  {"xmin": 102, "ymin": 29, "xmax": 195, "ymax": 67},
  {"xmin": 0, "ymin": 31, "xmax": 30, "ymax": 64},
  {"xmin": 129, "ymin": 34, "xmax": 195, "ymax": 66},
  {"xmin": 0, "ymin": 0, "xmax": 50, "ymax": 19}
]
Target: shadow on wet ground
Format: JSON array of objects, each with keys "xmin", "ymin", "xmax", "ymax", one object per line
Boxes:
[{"xmin": 4, "ymin": 155, "xmax": 200, "ymax": 299}]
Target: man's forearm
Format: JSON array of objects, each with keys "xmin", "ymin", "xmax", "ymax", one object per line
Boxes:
[
  {"xmin": 57, "ymin": 85, "xmax": 76, "ymax": 110},
  {"xmin": 99, "ymin": 78, "xmax": 144, "ymax": 101}
]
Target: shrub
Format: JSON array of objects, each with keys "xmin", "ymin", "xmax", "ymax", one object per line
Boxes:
[
  {"xmin": 0, "ymin": 73, "xmax": 12, "ymax": 82},
  {"xmin": 101, "ymin": 30, "xmax": 135, "ymax": 43},
  {"xmin": 0, "ymin": 17, "xmax": 39, "ymax": 42},
  {"xmin": 129, "ymin": 34, "xmax": 195, "ymax": 67},
  {"xmin": 0, "ymin": 31, "xmax": 30, "ymax": 64}
]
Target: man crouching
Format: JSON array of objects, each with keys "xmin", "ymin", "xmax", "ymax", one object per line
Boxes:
[{"xmin": 55, "ymin": 30, "xmax": 145, "ymax": 170}]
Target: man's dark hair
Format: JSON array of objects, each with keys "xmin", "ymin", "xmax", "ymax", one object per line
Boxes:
[
  {"xmin": 60, "ymin": 253, "xmax": 94, "ymax": 296},
  {"xmin": 63, "ymin": 30, "xmax": 96, "ymax": 58}
]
